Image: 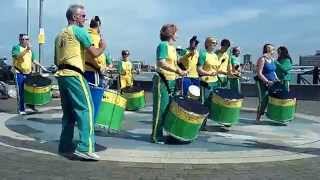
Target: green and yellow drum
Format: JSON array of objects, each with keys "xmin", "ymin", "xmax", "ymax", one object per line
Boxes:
[
  {"xmin": 210, "ymin": 88, "xmax": 243, "ymax": 126},
  {"xmin": 122, "ymin": 86, "xmax": 145, "ymax": 111},
  {"xmin": 24, "ymin": 74, "xmax": 52, "ymax": 105},
  {"xmin": 164, "ymin": 97, "xmax": 209, "ymax": 141},
  {"xmin": 96, "ymin": 90, "xmax": 127, "ymax": 131},
  {"xmin": 267, "ymin": 92, "xmax": 296, "ymax": 124}
]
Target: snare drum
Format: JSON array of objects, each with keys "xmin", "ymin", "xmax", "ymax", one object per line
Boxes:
[
  {"xmin": 96, "ymin": 90, "xmax": 127, "ymax": 131},
  {"xmin": 24, "ymin": 74, "xmax": 52, "ymax": 105},
  {"xmin": 210, "ymin": 88, "xmax": 243, "ymax": 126},
  {"xmin": 164, "ymin": 97, "xmax": 209, "ymax": 141},
  {"xmin": 122, "ymin": 86, "xmax": 145, "ymax": 111}
]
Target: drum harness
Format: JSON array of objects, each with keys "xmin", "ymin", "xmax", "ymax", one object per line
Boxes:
[{"xmin": 157, "ymin": 72, "xmax": 175, "ymax": 98}]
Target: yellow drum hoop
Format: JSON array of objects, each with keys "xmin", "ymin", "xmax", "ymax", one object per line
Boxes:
[
  {"xmin": 269, "ymin": 97, "xmax": 296, "ymax": 107},
  {"xmin": 123, "ymin": 90, "xmax": 144, "ymax": 99},
  {"xmin": 102, "ymin": 91, "xmax": 127, "ymax": 108},
  {"xmin": 212, "ymin": 95, "xmax": 243, "ymax": 108},
  {"xmin": 24, "ymin": 85, "xmax": 51, "ymax": 93},
  {"xmin": 170, "ymin": 101, "xmax": 207, "ymax": 125}
]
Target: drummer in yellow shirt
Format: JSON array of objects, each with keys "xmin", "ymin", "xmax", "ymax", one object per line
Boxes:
[
  {"xmin": 215, "ymin": 39, "xmax": 231, "ymax": 88},
  {"xmin": 118, "ymin": 50, "xmax": 134, "ymax": 90},
  {"xmin": 84, "ymin": 16, "xmax": 111, "ymax": 86},
  {"xmin": 177, "ymin": 35, "xmax": 200, "ymax": 96},
  {"xmin": 11, "ymin": 33, "xmax": 39, "ymax": 114},
  {"xmin": 197, "ymin": 37, "xmax": 220, "ymax": 130}
]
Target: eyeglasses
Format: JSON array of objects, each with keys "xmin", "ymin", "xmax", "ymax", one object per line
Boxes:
[{"xmin": 20, "ymin": 38, "xmax": 29, "ymax": 41}]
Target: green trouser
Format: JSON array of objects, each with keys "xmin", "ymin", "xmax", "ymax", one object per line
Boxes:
[
  {"xmin": 229, "ymin": 78, "xmax": 241, "ymax": 94},
  {"xmin": 218, "ymin": 76, "xmax": 228, "ymax": 88},
  {"xmin": 57, "ymin": 75, "xmax": 95, "ymax": 153},
  {"xmin": 200, "ymin": 81, "xmax": 220, "ymax": 128},
  {"xmin": 256, "ymin": 80, "xmax": 268, "ymax": 116},
  {"xmin": 200, "ymin": 81, "xmax": 220, "ymax": 106},
  {"xmin": 151, "ymin": 74, "xmax": 176, "ymax": 142},
  {"xmin": 281, "ymin": 80, "xmax": 290, "ymax": 92}
]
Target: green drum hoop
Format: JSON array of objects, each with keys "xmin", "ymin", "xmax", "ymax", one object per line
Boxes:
[
  {"xmin": 96, "ymin": 90, "xmax": 127, "ymax": 131},
  {"xmin": 164, "ymin": 98, "xmax": 208, "ymax": 141},
  {"xmin": 266, "ymin": 96, "xmax": 296, "ymax": 123}
]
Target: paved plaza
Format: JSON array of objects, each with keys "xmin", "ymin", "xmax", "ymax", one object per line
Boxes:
[{"xmin": 0, "ymin": 94, "xmax": 320, "ymax": 179}]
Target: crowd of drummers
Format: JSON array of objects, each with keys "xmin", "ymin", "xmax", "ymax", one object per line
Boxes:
[{"xmin": 11, "ymin": 4, "xmax": 294, "ymax": 160}]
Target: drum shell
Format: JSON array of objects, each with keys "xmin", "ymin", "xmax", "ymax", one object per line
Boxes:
[
  {"xmin": 266, "ymin": 96, "xmax": 296, "ymax": 123},
  {"xmin": 164, "ymin": 100, "xmax": 207, "ymax": 141},
  {"xmin": 210, "ymin": 94, "xmax": 243, "ymax": 126},
  {"xmin": 96, "ymin": 90, "xmax": 127, "ymax": 131},
  {"xmin": 122, "ymin": 90, "xmax": 145, "ymax": 111},
  {"xmin": 24, "ymin": 75, "xmax": 52, "ymax": 105}
]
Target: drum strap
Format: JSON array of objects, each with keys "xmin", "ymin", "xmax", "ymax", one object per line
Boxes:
[
  {"xmin": 199, "ymin": 81, "xmax": 209, "ymax": 89},
  {"xmin": 58, "ymin": 64, "xmax": 85, "ymax": 76},
  {"xmin": 157, "ymin": 72, "xmax": 172, "ymax": 96},
  {"xmin": 85, "ymin": 62, "xmax": 101, "ymax": 73}
]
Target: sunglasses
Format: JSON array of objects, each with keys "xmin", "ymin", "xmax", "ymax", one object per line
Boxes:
[{"xmin": 21, "ymin": 38, "xmax": 29, "ymax": 41}]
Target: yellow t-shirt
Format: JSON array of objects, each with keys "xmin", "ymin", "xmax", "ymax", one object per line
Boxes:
[
  {"xmin": 216, "ymin": 50, "xmax": 231, "ymax": 76},
  {"xmin": 198, "ymin": 50, "xmax": 219, "ymax": 83},
  {"xmin": 85, "ymin": 28, "xmax": 106, "ymax": 72},
  {"xmin": 180, "ymin": 49, "xmax": 199, "ymax": 78},
  {"xmin": 55, "ymin": 25, "xmax": 92, "ymax": 76},
  {"xmin": 156, "ymin": 41, "xmax": 177, "ymax": 80},
  {"xmin": 12, "ymin": 45, "xmax": 34, "ymax": 74}
]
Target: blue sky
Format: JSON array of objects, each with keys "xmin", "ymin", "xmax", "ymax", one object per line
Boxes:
[{"xmin": 1, "ymin": 0, "xmax": 320, "ymax": 65}]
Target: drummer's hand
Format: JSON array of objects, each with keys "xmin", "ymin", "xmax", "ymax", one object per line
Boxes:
[
  {"xmin": 176, "ymin": 68, "xmax": 187, "ymax": 76},
  {"xmin": 99, "ymin": 39, "xmax": 106, "ymax": 50},
  {"xmin": 210, "ymin": 71, "xmax": 217, "ymax": 76},
  {"xmin": 266, "ymin": 80, "xmax": 274, "ymax": 86}
]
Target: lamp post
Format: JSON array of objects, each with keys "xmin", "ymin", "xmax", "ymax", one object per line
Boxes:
[
  {"xmin": 38, "ymin": 0, "xmax": 45, "ymax": 72},
  {"xmin": 26, "ymin": 0, "xmax": 30, "ymax": 35}
]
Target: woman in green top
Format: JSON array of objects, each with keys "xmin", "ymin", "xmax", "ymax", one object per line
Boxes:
[{"xmin": 276, "ymin": 46, "xmax": 292, "ymax": 91}]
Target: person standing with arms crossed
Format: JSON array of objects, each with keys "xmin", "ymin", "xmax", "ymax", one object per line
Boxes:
[
  {"xmin": 151, "ymin": 24, "xmax": 187, "ymax": 144},
  {"xmin": 54, "ymin": 4, "xmax": 106, "ymax": 160}
]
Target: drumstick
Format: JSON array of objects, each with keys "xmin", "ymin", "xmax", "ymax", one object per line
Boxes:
[{"xmin": 33, "ymin": 61, "xmax": 49, "ymax": 72}]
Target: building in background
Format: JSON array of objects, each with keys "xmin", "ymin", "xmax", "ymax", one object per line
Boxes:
[
  {"xmin": 300, "ymin": 50, "xmax": 320, "ymax": 66},
  {"xmin": 243, "ymin": 54, "xmax": 251, "ymax": 65}
]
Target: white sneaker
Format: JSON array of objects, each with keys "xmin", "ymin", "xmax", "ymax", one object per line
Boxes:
[
  {"xmin": 19, "ymin": 111, "xmax": 26, "ymax": 115},
  {"xmin": 73, "ymin": 150, "xmax": 100, "ymax": 161}
]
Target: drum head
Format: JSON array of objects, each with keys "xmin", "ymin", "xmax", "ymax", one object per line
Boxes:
[
  {"xmin": 175, "ymin": 96, "xmax": 209, "ymax": 115},
  {"xmin": 122, "ymin": 86, "xmax": 142, "ymax": 93},
  {"xmin": 188, "ymin": 85, "xmax": 200, "ymax": 97},
  {"xmin": 25, "ymin": 74, "xmax": 52, "ymax": 87},
  {"xmin": 213, "ymin": 88, "xmax": 243, "ymax": 99},
  {"xmin": 268, "ymin": 82, "xmax": 294, "ymax": 99}
]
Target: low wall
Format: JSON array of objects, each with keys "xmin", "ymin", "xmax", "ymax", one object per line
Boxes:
[{"xmin": 112, "ymin": 80, "xmax": 320, "ymax": 101}]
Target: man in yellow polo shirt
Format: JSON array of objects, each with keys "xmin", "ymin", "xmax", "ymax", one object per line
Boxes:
[
  {"xmin": 11, "ymin": 33, "xmax": 38, "ymax": 114},
  {"xmin": 54, "ymin": 4, "xmax": 106, "ymax": 161},
  {"xmin": 215, "ymin": 39, "xmax": 231, "ymax": 88},
  {"xmin": 178, "ymin": 35, "xmax": 200, "ymax": 96}
]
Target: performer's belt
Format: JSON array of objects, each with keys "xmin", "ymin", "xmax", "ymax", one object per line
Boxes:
[{"xmin": 58, "ymin": 64, "xmax": 84, "ymax": 76}]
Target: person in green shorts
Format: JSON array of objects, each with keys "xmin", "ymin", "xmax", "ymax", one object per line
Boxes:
[
  {"xmin": 215, "ymin": 39, "xmax": 231, "ymax": 88},
  {"xmin": 197, "ymin": 37, "xmax": 220, "ymax": 130},
  {"xmin": 275, "ymin": 46, "xmax": 292, "ymax": 91},
  {"xmin": 54, "ymin": 4, "xmax": 106, "ymax": 160},
  {"xmin": 151, "ymin": 24, "xmax": 187, "ymax": 144},
  {"xmin": 229, "ymin": 46, "xmax": 241, "ymax": 94}
]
